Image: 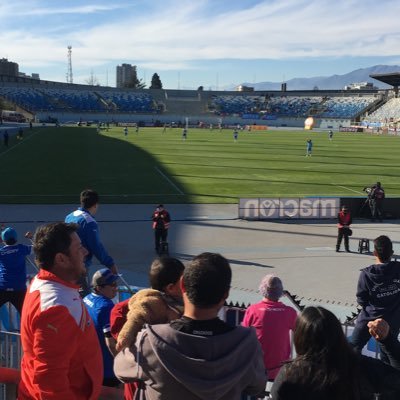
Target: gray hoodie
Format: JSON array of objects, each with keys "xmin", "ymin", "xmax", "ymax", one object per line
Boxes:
[{"xmin": 114, "ymin": 323, "xmax": 267, "ymax": 400}]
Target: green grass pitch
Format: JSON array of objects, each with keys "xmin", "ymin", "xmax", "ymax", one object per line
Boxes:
[{"xmin": 1, "ymin": 125, "xmax": 399, "ymax": 204}]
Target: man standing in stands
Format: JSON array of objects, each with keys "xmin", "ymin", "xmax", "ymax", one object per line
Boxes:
[
  {"xmin": 336, "ymin": 205, "xmax": 352, "ymax": 252},
  {"xmin": 84, "ymin": 268, "xmax": 120, "ymax": 388},
  {"xmin": 152, "ymin": 204, "xmax": 171, "ymax": 254},
  {"xmin": 65, "ymin": 189, "xmax": 118, "ymax": 296},
  {"xmin": 19, "ymin": 222, "xmax": 102, "ymax": 400},
  {"xmin": 370, "ymin": 181, "xmax": 385, "ymax": 222},
  {"xmin": 114, "ymin": 252, "xmax": 266, "ymax": 399},
  {"xmin": 3, "ymin": 130, "xmax": 9, "ymax": 147},
  {"xmin": 242, "ymin": 274, "xmax": 296, "ymax": 382}
]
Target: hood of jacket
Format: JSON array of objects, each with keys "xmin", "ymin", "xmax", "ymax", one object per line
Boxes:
[{"xmin": 145, "ymin": 323, "xmax": 263, "ymax": 400}]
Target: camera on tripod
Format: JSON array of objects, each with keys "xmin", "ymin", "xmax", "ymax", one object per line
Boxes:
[{"xmin": 363, "ymin": 186, "xmax": 372, "ymax": 196}]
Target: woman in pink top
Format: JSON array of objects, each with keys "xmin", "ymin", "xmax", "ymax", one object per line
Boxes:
[{"xmin": 242, "ymin": 275, "xmax": 297, "ymax": 380}]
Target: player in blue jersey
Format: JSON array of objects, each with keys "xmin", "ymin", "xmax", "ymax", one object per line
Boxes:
[
  {"xmin": 84, "ymin": 268, "xmax": 120, "ymax": 387},
  {"xmin": 0, "ymin": 227, "xmax": 33, "ymax": 314},
  {"xmin": 306, "ymin": 139, "xmax": 313, "ymax": 156}
]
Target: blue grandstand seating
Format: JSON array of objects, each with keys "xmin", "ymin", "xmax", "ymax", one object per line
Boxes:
[{"xmin": 0, "ymin": 86, "xmax": 157, "ymax": 114}]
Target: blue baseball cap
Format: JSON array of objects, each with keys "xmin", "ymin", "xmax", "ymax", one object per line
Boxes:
[
  {"xmin": 1, "ymin": 227, "xmax": 17, "ymax": 242},
  {"xmin": 91, "ymin": 268, "xmax": 119, "ymax": 287}
]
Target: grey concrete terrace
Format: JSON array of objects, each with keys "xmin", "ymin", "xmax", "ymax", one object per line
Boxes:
[{"xmin": 2, "ymin": 203, "xmax": 400, "ymax": 321}]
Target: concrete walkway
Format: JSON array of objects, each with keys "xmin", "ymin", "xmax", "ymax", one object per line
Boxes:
[{"xmin": 2, "ymin": 203, "xmax": 399, "ymax": 321}]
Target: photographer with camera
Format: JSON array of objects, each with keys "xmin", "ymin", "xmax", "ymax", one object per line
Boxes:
[
  {"xmin": 152, "ymin": 204, "xmax": 171, "ymax": 254},
  {"xmin": 370, "ymin": 181, "xmax": 385, "ymax": 222},
  {"xmin": 336, "ymin": 205, "xmax": 352, "ymax": 252}
]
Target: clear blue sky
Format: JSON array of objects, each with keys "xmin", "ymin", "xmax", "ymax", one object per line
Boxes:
[{"xmin": 1, "ymin": 0, "xmax": 399, "ymax": 89}]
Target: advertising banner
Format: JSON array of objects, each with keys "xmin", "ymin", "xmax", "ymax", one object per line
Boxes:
[{"xmin": 239, "ymin": 197, "xmax": 340, "ymax": 220}]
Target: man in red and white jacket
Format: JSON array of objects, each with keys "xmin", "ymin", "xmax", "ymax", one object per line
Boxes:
[
  {"xmin": 336, "ymin": 205, "xmax": 352, "ymax": 252},
  {"xmin": 19, "ymin": 222, "xmax": 103, "ymax": 400}
]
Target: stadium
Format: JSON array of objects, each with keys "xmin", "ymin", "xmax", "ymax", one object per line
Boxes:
[{"xmin": 2, "ymin": 12, "xmax": 400, "ymax": 399}]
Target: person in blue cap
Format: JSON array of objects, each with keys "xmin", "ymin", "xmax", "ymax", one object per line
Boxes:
[
  {"xmin": 0, "ymin": 227, "xmax": 33, "ymax": 315},
  {"xmin": 83, "ymin": 268, "xmax": 120, "ymax": 387}
]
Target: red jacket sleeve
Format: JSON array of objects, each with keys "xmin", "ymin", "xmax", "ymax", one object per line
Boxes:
[
  {"xmin": 110, "ymin": 299, "xmax": 130, "ymax": 340},
  {"xmin": 32, "ymin": 306, "xmax": 81, "ymax": 399}
]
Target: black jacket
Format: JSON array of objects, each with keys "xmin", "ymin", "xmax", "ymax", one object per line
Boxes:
[{"xmin": 271, "ymin": 333, "xmax": 400, "ymax": 400}]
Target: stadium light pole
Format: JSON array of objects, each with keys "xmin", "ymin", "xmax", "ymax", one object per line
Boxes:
[{"xmin": 67, "ymin": 45, "xmax": 73, "ymax": 84}]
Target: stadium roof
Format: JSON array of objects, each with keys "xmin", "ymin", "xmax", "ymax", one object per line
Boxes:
[{"xmin": 370, "ymin": 72, "xmax": 400, "ymax": 87}]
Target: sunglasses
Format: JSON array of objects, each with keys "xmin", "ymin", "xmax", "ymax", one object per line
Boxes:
[{"xmin": 99, "ymin": 282, "xmax": 118, "ymax": 288}]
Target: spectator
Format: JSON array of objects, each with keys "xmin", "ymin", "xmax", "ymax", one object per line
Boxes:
[
  {"xmin": 0, "ymin": 227, "xmax": 32, "ymax": 315},
  {"xmin": 19, "ymin": 222, "xmax": 102, "ymax": 400},
  {"xmin": 116, "ymin": 256, "xmax": 184, "ymax": 351},
  {"xmin": 350, "ymin": 235, "xmax": 400, "ymax": 363},
  {"xmin": 271, "ymin": 306, "xmax": 400, "ymax": 400},
  {"xmin": 3, "ymin": 130, "xmax": 9, "ymax": 147},
  {"xmin": 65, "ymin": 189, "xmax": 118, "ymax": 296},
  {"xmin": 84, "ymin": 268, "xmax": 120, "ymax": 388},
  {"xmin": 114, "ymin": 252, "xmax": 266, "ymax": 400},
  {"xmin": 242, "ymin": 274, "xmax": 297, "ymax": 380},
  {"xmin": 111, "ymin": 256, "xmax": 184, "ymax": 400}
]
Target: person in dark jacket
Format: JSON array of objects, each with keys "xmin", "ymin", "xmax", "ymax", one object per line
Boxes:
[
  {"xmin": 152, "ymin": 204, "xmax": 171, "ymax": 254},
  {"xmin": 271, "ymin": 306, "xmax": 400, "ymax": 400},
  {"xmin": 370, "ymin": 181, "xmax": 385, "ymax": 222},
  {"xmin": 336, "ymin": 205, "xmax": 352, "ymax": 252},
  {"xmin": 350, "ymin": 235, "xmax": 400, "ymax": 364}
]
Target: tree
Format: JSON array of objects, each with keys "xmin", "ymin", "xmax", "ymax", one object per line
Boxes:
[
  {"xmin": 150, "ymin": 73, "xmax": 163, "ymax": 89},
  {"xmin": 197, "ymin": 86, "xmax": 204, "ymax": 91},
  {"xmin": 124, "ymin": 66, "xmax": 146, "ymax": 89}
]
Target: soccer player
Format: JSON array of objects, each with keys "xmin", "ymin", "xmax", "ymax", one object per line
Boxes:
[
  {"xmin": 306, "ymin": 139, "xmax": 313, "ymax": 156},
  {"xmin": 182, "ymin": 128, "xmax": 187, "ymax": 141}
]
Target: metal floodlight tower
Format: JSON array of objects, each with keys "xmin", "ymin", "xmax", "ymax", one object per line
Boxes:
[{"xmin": 67, "ymin": 45, "xmax": 73, "ymax": 84}]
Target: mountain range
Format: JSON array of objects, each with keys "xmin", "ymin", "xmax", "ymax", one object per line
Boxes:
[{"xmin": 238, "ymin": 65, "xmax": 400, "ymax": 91}]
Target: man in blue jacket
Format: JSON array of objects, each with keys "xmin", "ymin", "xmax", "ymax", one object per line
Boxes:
[
  {"xmin": 351, "ymin": 235, "xmax": 400, "ymax": 364},
  {"xmin": 0, "ymin": 227, "xmax": 33, "ymax": 314},
  {"xmin": 65, "ymin": 189, "xmax": 118, "ymax": 296}
]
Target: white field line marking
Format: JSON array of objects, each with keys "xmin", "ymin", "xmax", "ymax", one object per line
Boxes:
[
  {"xmin": 154, "ymin": 167, "xmax": 185, "ymax": 195},
  {"xmin": 336, "ymin": 185, "xmax": 364, "ymax": 195},
  {"xmin": 0, "ymin": 129, "xmax": 42, "ymax": 159},
  {"xmin": 306, "ymin": 247, "xmax": 335, "ymax": 251}
]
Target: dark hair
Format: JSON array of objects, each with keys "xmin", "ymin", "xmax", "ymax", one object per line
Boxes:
[
  {"xmin": 80, "ymin": 189, "xmax": 99, "ymax": 209},
  {"xmin": 183, "ymin": 252, "xmax": 231, "ymax": 308},
  {"xmin": 374, "ymin": 235, "xmax": 393, "ymax": 262},
  {"xmin": 280, "ymin": 307, "xmax": 359, "ymax": 400},
  {"xmin": 149, "ymin": 257, "xmax": 184, "ymax": 291},
  {"xmin": 33, "ymin": 222, "xmax": 78, "ymax": 271}
]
